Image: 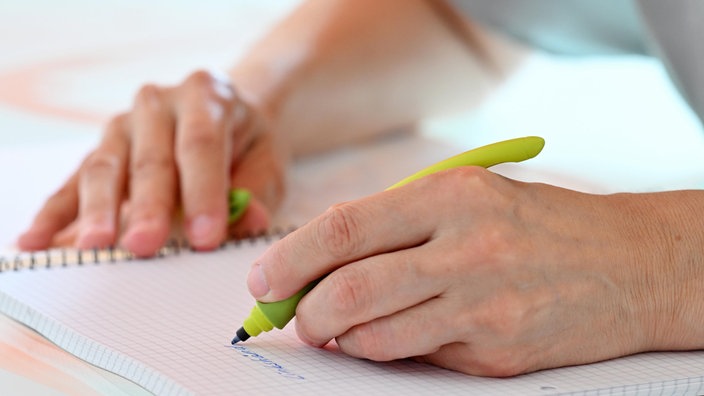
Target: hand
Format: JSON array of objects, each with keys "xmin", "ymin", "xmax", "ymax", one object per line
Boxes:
[
  {"xmin": 18, "ymin": 70, "xmax": 287, "ymax": 256},
  {"xmin": 246, "ymin": 166, "xmax": 697, "ymax": 376}
]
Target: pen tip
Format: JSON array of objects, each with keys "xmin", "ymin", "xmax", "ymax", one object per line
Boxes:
[{"xmin": 233, "ymin": 327, "xmax": 250, "ymax": 344}]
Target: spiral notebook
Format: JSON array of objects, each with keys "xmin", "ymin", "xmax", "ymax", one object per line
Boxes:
[{"xmin": 1, "ymin": 235, "xmax": 704, "ymax": 396}]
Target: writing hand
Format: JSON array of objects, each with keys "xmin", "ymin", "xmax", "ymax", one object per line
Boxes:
[{"xmin": 247, "ymin": 166, "xmax": 699, "ymax": 376}]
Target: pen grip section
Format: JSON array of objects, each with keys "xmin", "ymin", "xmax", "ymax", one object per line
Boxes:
[{"xmin": 256, "ymin": 280, "xmax": 319, "ymax": 329}]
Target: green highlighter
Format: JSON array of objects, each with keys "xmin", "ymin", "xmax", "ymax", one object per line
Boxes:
[{"xmin": 231, "ymin": 136, "xmax": 545, "ymax": 344}]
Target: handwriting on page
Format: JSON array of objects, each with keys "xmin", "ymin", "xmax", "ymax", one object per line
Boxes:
[{"xmin": 227, "ymin": 345, "xmax": 305, "ymax": 380}]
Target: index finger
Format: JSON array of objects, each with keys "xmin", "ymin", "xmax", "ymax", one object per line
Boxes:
[{"xmin": 247, "ymin": 184, "xmax": 437, "ymax": 302}]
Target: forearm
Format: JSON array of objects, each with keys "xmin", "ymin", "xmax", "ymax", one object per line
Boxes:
[{"xmin": 229, "ymin": 0, "xmax": 494, "ymax": 158}]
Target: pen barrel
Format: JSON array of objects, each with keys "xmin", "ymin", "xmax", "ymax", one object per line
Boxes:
[{"xmin": 386, "ymin": 136, "xmax": 545, "ymax": 190}]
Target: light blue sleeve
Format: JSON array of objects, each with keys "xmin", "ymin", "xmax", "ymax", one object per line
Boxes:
[
  {"xmin": 446, "ymin": 0, "xmax": 647, "ymax": 55},
  {"xmin": 448, "ymin": 0, "xmax": 704, "ymax": 125}
]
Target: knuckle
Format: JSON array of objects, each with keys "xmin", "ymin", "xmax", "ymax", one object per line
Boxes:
[
  {"xmin": 185, "ymin": 69, "xmax": 235, "ymax": 101},
  {"xmin": 178, "ymin": 119, "xmax": 223, "ymax": 150},
  {"xmin": 82, "ymin": 151, "xmax": 121, "ymax": 177},
  {"xmin": 449, "ymin": 165, "xmax": 493, "ymax": 185},
  {"xmin": 339, "ymin": 324, "xmax": 392, "ymax": 361},
  {"xmin": 130, "ymin": 153, "xmax": 173, "ymax": 176},
  {"xmin": 426, "ymin": 166, "xmax": 501, "ymax": 203},
  {"xmin": 182, "ymin": 70, "xmax": 238, "ymax": 104},
  {"xmin": 460, "ymin": 223, "xmax": 514, "ymax": 265},
  {"xmin": 185, "ymin": 69, "xmax": 215, "ymax": 87},
  {"xmin": 427, "ymin": 165, "xmax": 485, "ymax": 184},
  {"xmin": 316, "ymin": 204, "xmax": 365, "ymax": 260},
  {"xmin": 327, "ymin": 267, "xmax": 372, "ymax": 316},
  {"xmin": 474, "ymin": 293, "xmax": 529, "ymax": 340},
  {"xmin": 134, "ymin": 83, "xmax": 162, "ymax": 106},
  {"xmin": 184, "ymin": 69, "xmax": 234, "ymax": 102}
]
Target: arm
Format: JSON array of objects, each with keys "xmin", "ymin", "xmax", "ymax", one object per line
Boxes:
[{"xmin": 230, "ymin": 0, "xmax": 494, "ymax": 157}]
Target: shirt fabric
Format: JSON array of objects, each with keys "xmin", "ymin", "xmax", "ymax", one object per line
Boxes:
[{"xmin": 449, "ymin": 0, "xmax": 704, "ymax": 125}]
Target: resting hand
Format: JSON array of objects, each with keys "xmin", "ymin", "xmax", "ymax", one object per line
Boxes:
[
  {"xmin": 18, "ymin": 70, "xmax": 286, "ymax": 256},
  {"xmin": 247, "ymin": 166, "xmax": 701, "ymax": 376}
]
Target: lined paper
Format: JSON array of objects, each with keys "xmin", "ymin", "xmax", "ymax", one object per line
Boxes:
[{"xmin": 1, "ymin": 238, "xmax": 703, "ymax": 395}]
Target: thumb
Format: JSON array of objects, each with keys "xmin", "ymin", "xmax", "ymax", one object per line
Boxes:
[{"xmin": 228, "ymin": 131, "xmax": 288, "ymax": 236}]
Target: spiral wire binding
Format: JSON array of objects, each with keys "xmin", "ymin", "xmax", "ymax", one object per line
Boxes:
[{"xmin": 0, "ymin": 226, "xmax": 295, "ymax": 273}]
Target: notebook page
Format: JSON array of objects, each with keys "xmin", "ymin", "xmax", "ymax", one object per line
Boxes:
[{"xmin": 0, "ymin": 238, "xmax": 703, "ymax": 396}]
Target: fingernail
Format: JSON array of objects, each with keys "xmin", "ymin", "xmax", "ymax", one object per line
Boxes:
[
  {"xmin": 76, "ymin": 220, "xmax": 114, "ymax": 249},
  {"xmin": 120, "ymin": 219, "xmax": 165, "ymax": 257},
  {"xmin": 189, "ymin": 215, "xmax": 219, "ymax": 247},
  {"xmin": 247, "ymin": 262, "xmax": 270, "ymax": 299}
]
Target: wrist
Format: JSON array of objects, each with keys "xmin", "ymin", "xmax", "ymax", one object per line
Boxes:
[
  {"xmin": 228, "ymin": 62, "xmax": 296, "ymax": 160},
  {"xmin": 616, "ymin": 191, "xmax": 704, "ymax": 351}
]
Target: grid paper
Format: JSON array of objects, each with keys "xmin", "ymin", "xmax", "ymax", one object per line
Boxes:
[{"xmin": 0, "ymin": 238, "xmax": 703, "ymax": 395}]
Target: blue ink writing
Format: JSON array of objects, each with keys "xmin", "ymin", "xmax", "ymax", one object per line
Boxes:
[{"xmin": 226, "ymin": 345, "xmax": 305, "ymax": 380}]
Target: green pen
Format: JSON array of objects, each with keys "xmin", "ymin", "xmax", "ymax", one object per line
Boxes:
[
  {"xmin": 230, "ymin": 136, "xmax": 545, "ymax": 344},
  {"xmin": 228, "ymin": 188, "xmax": 251, "ymax": 224}
]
